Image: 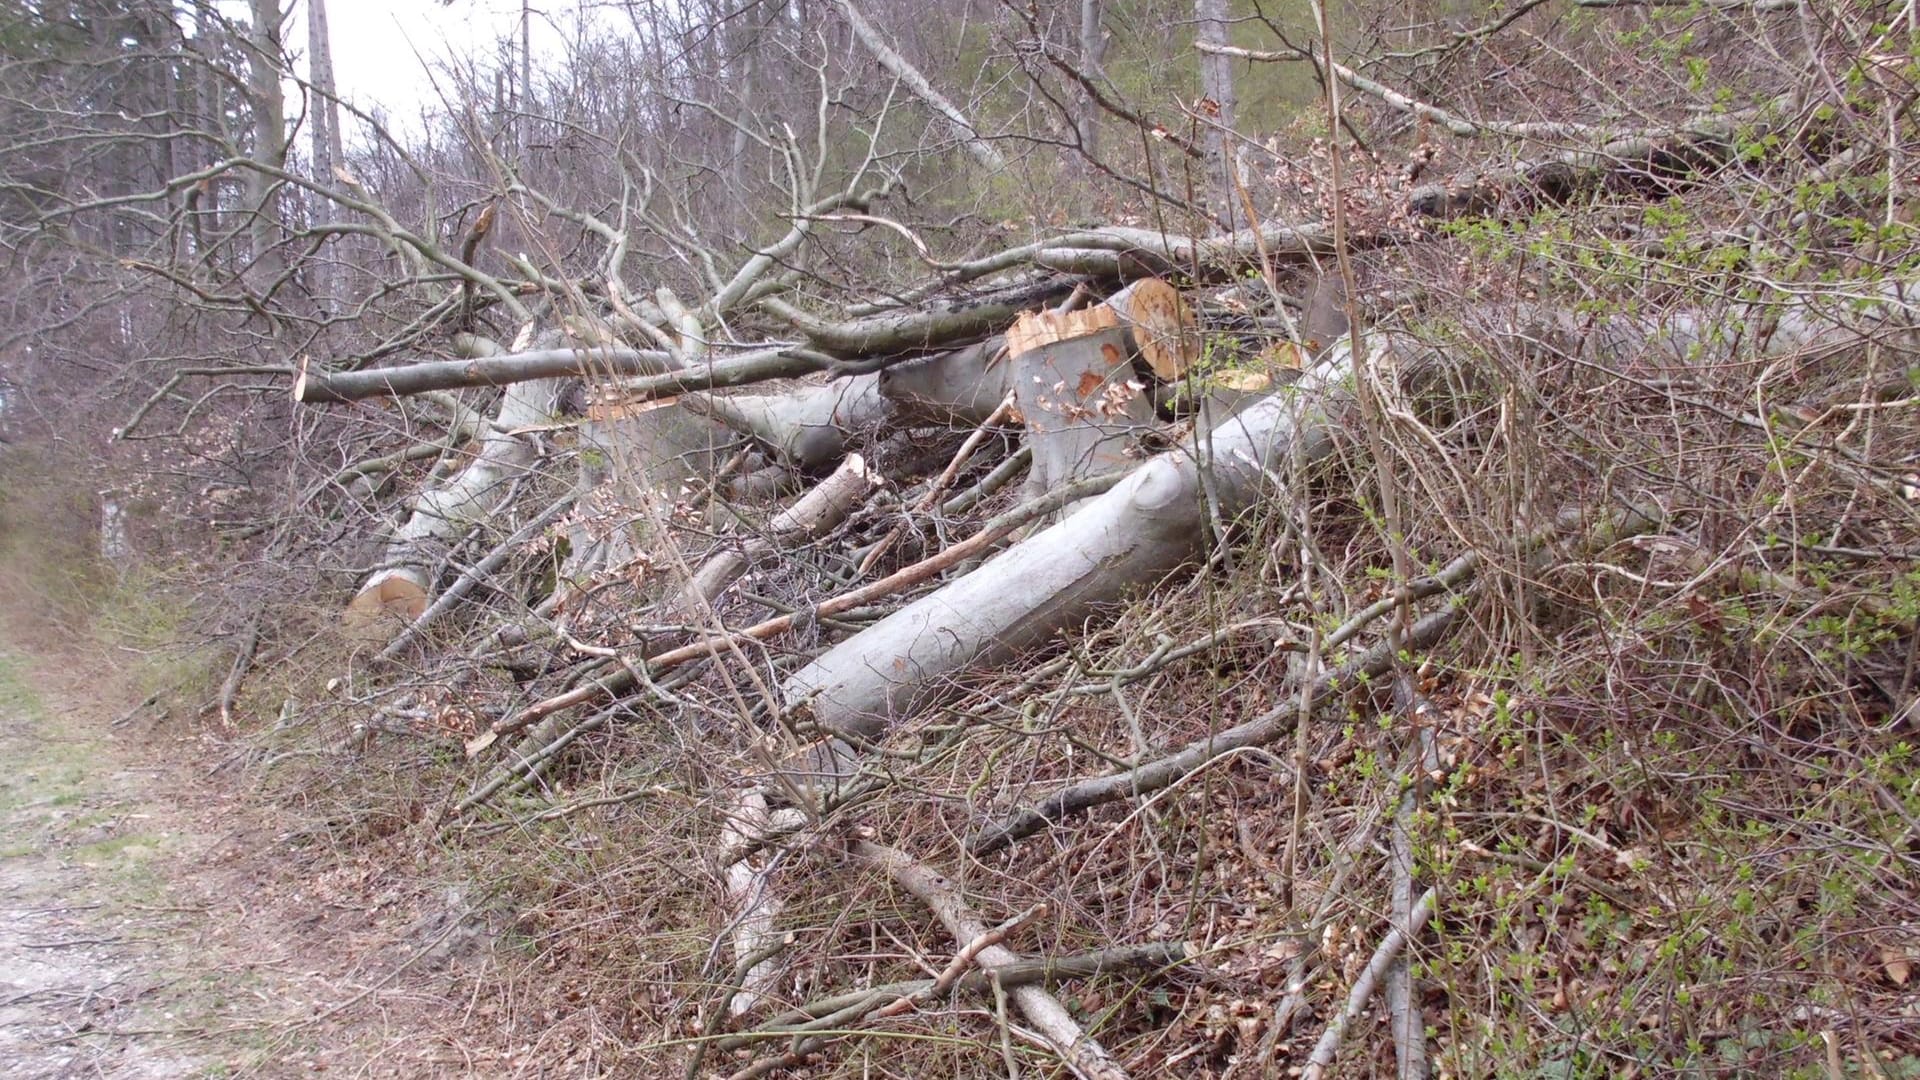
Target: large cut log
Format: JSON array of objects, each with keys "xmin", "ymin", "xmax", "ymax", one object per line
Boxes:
[
  {"xmin": 694, "ymin": 374, "xmax": 888, "ymax": 469},
  {"xmin": 553, "ymin": 396, "xmax": 736, "ymax": 599},
  {"xmin": 1102, "ymin": 277, "xmax": 1201, "ymax": 380},
  {"xmin": 779, "ymin": 335, "xmax": 1377, "ymax": 782},
  {"xmin": 1006, "ymin": 306, "xmax": 1155, "ymax": 505}
]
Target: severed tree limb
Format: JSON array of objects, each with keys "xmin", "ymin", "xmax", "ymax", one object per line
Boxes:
[
  {"xmin": 294, "ymin": 346, "xmax": 677, "ymax": 403},
  {"xmin": 849, "ymin": 839, "xmax": 1133, "ymax": 1080},
  {"xmin": 719, "ymin": 790, "xmax": 787, "ymax": 1018},
  {"xmin": 1302, "ymin": 889, "xmax": 1438, "ymax": 1080},
  {"xmin": 726, "ymin": 941, "xmax": 1188, "ymax": 1045},
  {"xmin": 1388, "ymin": 689, "xmax": 1439, "ymax": 1080}
]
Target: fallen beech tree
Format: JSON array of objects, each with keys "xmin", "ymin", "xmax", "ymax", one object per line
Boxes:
[
  {"xmin": 692, "ymin": 374, "xmax": 888, "ymax": 469},
  {"xmin": 777, "ymin": 335, "xmax": 1377, "ymax": 776},
  {"xmin": 777, "ymin": 265, "xmax": 1904, "ymax": 787}
]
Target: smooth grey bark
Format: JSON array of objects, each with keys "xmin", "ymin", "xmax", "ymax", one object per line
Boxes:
[
  {"xmin": 294, "ymin": 347, "xmax": 679, "ymax": 402},
  {"xmin": 1194, "ymin": 0, "xmax": 1240, "ymax": 213},
  {"xmin": 245, "ymin": 0, "xmax": 287, "ymax": 278},
  {"xmin": 877, "ymin": 337, "xmax": 1010, "ymax": 426},
  {"xmin": 1076, "ymin": 0, "xmax": 1108, "ymax": 158},
  {"xmin": 1012, "ymin": 324, "xmax": 1153, "ymax": 504},
  {"xmin": 695, "ymin": 374, "xmax": 888, "ymax": 468},
  {"xmin": 306, "ymin": 0, "xmax": 343, "ymax": 302}
]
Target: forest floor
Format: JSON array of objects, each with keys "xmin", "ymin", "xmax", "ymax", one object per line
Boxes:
[{"xmin": 0, "ymin": 638, "xmax": 503, "ymax": 1079}]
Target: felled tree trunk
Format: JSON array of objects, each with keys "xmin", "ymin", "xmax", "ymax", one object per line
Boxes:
[
  {"xmin": 877, "ymin": 337, "xmax": 1009, "ymax": 427},
  {"xmin": 1103, "ymin": 276, "xmax": 1200, "ymax": 380},
  {"xmin": 780, "ymin": 336, "xmax": 1379, "ymax": 785},
  {"xmin": 553, "ymin": 393, "xmax": 737, "ymax": 599},
  {"xmin": 346, "ymin": 376, "xmax": 563, "ymax": 638}
]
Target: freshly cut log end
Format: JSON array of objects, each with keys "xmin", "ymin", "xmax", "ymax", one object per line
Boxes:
[
  {"xmin": 343, "ymin": 574, "xmax": 429, "ymax": 643},
  {"xmin": 1103, "ymin": 277, "xmax": 1201, "ymax": 380},
  {"xmin": 292, "ymin": 354, "xmax": 318, "ymax": 403}
]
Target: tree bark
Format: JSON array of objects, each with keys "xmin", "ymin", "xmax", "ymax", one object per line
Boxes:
[
  {"xmin": 294, "ymin": 347, "xmax": 680, "ymax": 403},
  {"xmin": 1076, "ymin": 0, "xmax": 1108, "ymax": 159},
  {"xmin": 345, "ymin": 376, "xmax": 563, "ymax": 638},
  {"xmin": 694, "ymin": 374, "xmax": 888, "ymax": 469},
  {"xmin": 1194, "ymin": 0, "xmax": 1240, "ymax": 214},
  {"xmin": 1005, "ymin": 308, "xmax": 1153, "ymax": 506},
  {"xmin": 306, "ymin": 0, "xmax": 343, "ymax": 304},
  {"xmin": 877, "ymin": 337, "xmax": 1011, "ymax": 427},
  {"xmin": 244, "ymin": 0, "xmax": 287, "ymax": 281}
]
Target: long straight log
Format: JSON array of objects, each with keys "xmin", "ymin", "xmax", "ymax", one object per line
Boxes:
[{"xmin": 294, "ymin": 346, "xmax": 676, "ymax": 403}]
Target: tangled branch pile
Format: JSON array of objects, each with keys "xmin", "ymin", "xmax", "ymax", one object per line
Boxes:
[{"xmin": 3, "ymin": 0, "xmax": 1917, "ymax": 1075}]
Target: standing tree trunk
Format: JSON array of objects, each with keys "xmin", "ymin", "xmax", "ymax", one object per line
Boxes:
[
  {"xmin": 245, "ymin": 0, "xmax": 287, "ymax": 285},
  {"xmin": 306, "ymin": 0, "xmax": 343, "ymax": 306},
  {"xmin": 1076, "ymin": 0, "xmax": 1107, "ymax": 160},
  {"xmin": 1194, "ymin": 0, "xmax": 1239, "ymax": 216}
]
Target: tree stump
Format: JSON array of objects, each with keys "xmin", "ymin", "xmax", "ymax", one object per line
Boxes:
[{"xmin": 1006, "ymin": 306, "xmax": 1154, "ymax": 506}]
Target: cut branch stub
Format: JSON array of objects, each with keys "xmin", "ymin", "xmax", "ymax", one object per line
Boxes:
[
  {"xmin": 1103, "ymin": 277, "xmax": 1201, "ymax": 380},
  {"xmin": 1007, "ymin": 306, "xmax": 1153, "ymax": 504}
]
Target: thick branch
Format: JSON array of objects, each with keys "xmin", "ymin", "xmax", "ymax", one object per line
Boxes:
[{"xmin": 295, "ymin": 347, "xmax": 676, "ymax": 404}]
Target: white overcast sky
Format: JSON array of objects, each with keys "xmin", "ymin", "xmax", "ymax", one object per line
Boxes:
[{"xmin": 277, "ymin": 0, "xmax": 598, "ymax": 135}]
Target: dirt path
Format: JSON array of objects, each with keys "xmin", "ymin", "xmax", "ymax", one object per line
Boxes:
[{"xmin": 0, "ymin": 647, "xmax": 496, "ymax": 1078}]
